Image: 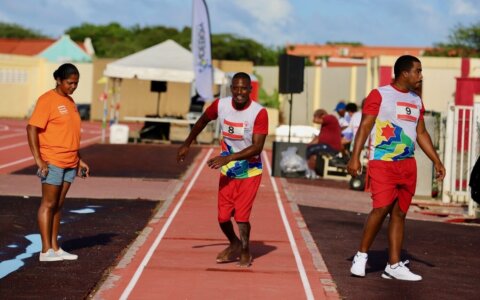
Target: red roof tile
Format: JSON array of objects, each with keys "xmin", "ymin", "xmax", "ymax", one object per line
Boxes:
[
  {"xmin": 0, "ymin": 39, "xmax": 55, "ymax": 55},
  {"xmin": 0, "ymin": 38, "xmax": 88, "ymax": 56},
  {"xmin": 287, "ymin": 44, "xmax": 431, "ymax": 65}
]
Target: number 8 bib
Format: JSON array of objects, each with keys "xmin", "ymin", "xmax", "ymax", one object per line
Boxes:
[{"xmin": 222, "ymin": 119, "xmax": 245, "ymax": 140}]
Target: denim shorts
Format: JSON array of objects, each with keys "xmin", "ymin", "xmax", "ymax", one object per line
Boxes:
[{"xmin": 38, "ymin": 164, "xmax": 76, "ymax": 186}]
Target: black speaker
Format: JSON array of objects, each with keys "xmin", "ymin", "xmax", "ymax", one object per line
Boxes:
[
  {"xmin": 150, "ymin": 81, "xmax": 167, "ymax": 92},
  {"xmin": 278, "ymin": 54, "xmax": 304, "ymax": 94}
]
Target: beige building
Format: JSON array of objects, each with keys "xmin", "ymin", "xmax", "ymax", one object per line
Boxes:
[
  {"xmin": 0, "ymin": 36, "xmax": 94, "ymax": 119},
  {"xmin": 0, "ymin": 54, "xmax": 93, "ymax": 118}
]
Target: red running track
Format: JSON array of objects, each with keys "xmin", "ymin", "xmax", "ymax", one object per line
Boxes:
[
  {"xmin": 0, "ymin": 119, "xmax": 107, "ymax": 174},
  {"xmin": 94, "ymin": 147, "xmax": 339, "ymax": 300}
]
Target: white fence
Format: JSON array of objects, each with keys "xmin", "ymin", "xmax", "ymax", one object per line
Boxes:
[{"xmin": 442, "ymin": 103, "xmax": 480, "ymax": 216}]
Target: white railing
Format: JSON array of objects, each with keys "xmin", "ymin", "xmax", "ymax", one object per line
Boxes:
[{"xmin": 442, "ymin": 103, "xmax": 480, "ymax": 216}]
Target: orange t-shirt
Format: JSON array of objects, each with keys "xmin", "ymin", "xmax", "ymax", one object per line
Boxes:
[{"xmin": 28, "ymin": 89, "xmax": 81, "ymax": 168}]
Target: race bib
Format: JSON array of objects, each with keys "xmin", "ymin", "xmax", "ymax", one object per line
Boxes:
[
  {"xmin": 396, "ymin": 101, "xmax": 419, "ymax": 122},
  {"xmin": 222, "ymin": 119, "xmax": 244, "ymax": 140}
]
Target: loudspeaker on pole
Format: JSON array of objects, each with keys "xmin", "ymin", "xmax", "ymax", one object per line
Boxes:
[{"xmin": 278, "ymin": 54, "xmax": 305, "ymax": 94}]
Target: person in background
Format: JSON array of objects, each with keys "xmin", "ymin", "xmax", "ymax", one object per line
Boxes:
[
  {"xmin": 341, "ymin": 102, "xmax": 358, "ymax": 154},
  {"xmin": 349, "ymin": 99, "xmax": 366, "ymax": 143},
  {"xmin": 335, "ymin": 101, "xmax": 348, "ymax": 130},
  {"xmin": 347, "ymin": 55, "xmax": 445, "ymax": 281},
  {"xmin": 27, "ymin": 63, "xmax": 90, "ymax": 262},
  {"xmin": 305, "ymin": 109, "xmax": 342, "ymax": 179},
  {"xmin": 177, "ymin": 72, "xmax": 268, "ymax": 267}
]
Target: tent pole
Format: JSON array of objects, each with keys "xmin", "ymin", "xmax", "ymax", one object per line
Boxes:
[
  {"xmin": 156, "ymin": 92, "xmax": 161, "ymax": 116},
  {"xmin": 101, "ymin": 79, "xmax": 109, "ymax": 143}
]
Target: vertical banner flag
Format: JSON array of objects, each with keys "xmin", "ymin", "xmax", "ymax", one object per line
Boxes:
[{"xmin": 192, "ymin": 0, "xmax": 213, "ymax": 101}]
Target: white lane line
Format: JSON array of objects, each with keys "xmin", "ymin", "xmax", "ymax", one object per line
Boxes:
[
  {"xmin": 0, "ymin": 132, "xmax": 25, "ymax": 140},
  {"xmin": 120, "ymin": 147, "xmax": 214, "ymax": 300},
  {"xmin": 82, "ymin": 129, "xmax": 103, "ymax": 134},
  {"xmin": 262, "ymin": 151, "xmax": 314, "ymax": 300},
  {"xmin": 0, "ymin": 136, "xmax": 100, "ymax": 152},
  {"xmin": 0, "ymin": 157, "xmax": 33, "ymax": 170},
  {"xmin": 0, "ymin": 135, "xmax": 102, "ymax": 170},
  {"xmin": 80, "ymin": 136, "xmax": 102, "ymax": 144},
  {"xmin": 0, "ymin": 141, "xmax": 28, "ymax": 151}
]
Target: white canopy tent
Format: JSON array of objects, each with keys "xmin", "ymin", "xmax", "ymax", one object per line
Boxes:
[
  {"xmin": 104, "ymin": 39, "xmax": 225, "ymax": 84},
  {"xmin": 100, "ymin": 39, "xmax": 226, "ymax": 143}
]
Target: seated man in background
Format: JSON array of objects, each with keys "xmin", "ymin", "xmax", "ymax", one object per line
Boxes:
[{"xmin": 305, "ymin": 109, "xmax": 342, "ymax": 178}]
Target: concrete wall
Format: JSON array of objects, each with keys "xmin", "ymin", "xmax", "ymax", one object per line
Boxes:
[
  {"xmin": 470, "ymin": 58, "xmax": 480, "ymax": 77},
  {"xmin": 254, "ymin": 66, "xmax": 278, "ymax": 94},
  {"xmin": 0, "ymin": 54, "xmax": 93, "ymax": 118},
  {"xmin": 64, "ymin": 63, "xmax": 93, "ymax": 105},
  {"xmin": 321, "ymin": 67, "xmax": 353, "ymax": 112},
  {"xmin": 214, "ymin": 60, "xmax": 253, "ymax": 74},
  {"xmin": 355, "ymin": 67, "xmax": 367, "ymax": 103},
  {"xmin": 254, "ymin": 65, "xmax": 367, "ymax": 127},
  {"xmin": 0, "ymin": 55, "xmax": 45, "ymax": 118}
]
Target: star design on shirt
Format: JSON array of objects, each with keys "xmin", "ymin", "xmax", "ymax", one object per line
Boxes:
[{"xmin": 381, "ymin": 124, "xmax": 395, "ymax": 141}]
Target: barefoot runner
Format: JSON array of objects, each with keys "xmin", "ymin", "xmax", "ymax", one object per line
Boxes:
[{"xmin": 177, "ymin": 72, "xmax": 268, "ymax": 267}]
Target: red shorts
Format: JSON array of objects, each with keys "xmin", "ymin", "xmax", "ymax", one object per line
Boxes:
[
  {"xmin": 368, "ymin": 158, "xmax": 417, "ymax": 213},
  {"xmin": 217, "ymin": 174, "xmax": 262, "ymax": 223}
]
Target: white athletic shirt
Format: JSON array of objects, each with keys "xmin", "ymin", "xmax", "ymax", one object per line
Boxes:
[
  {"xmin": 205, "ymin": 97, "xmax": 268, "ymax": 178},
  {"xmin": 363, "ymin": 84, "xmax": 425, "ymax": 161}
]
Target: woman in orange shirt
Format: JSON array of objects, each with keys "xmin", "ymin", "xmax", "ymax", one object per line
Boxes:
[{"xmin": 27, "ymin": 63, "xmax": 90, "ymax": 262}]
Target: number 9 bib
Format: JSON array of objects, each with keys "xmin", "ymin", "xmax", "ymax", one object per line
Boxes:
[{"xmin": 396, "ymin": 101, "xmax": 419, "ymax": 122}]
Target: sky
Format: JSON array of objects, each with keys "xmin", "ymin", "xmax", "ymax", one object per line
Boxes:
[{"xmin": 0, "ymin": 0, "xmax": 479, "ymax": 47}]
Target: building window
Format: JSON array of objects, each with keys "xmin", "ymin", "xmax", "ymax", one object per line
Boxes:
[
  {"xmin": 339, "ymin": 48, "xmax": 349, "ymax": 57},
  {"xmin": 0, "ymin": 69, "xmax": 28, "ymax": 84}
]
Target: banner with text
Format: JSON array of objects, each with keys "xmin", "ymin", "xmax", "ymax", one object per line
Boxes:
[{"xmin": 192, "ymin": 0, "xmax": 213, "ymax": 101}]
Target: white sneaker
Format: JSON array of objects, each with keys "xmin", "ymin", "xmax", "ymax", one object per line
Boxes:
[
  {"xmin": 55, "ymin": 248, "xmax": 78, "ymax": 260},
  {"xmin": 305, "ymin": 169, "xmax": 313, "ymax": 179},
  {"xmin": 305, "ymin": 169, "xmax": 320, "ymax": 180},
  {"xmin": 350, "ymin": 251, "xmax": 368, "ymax": 277},
  {"xmin": 381, "ymin": 260, "xmax": 422, "ymax": 281},
  {"xmin": 39, "ymin": 249, "xmax": 63, "ymax": 262}
]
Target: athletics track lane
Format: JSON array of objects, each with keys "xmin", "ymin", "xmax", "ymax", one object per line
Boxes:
[{"xmin": 95, "ymin": 147, "xmax": 339, "ymax": 300}]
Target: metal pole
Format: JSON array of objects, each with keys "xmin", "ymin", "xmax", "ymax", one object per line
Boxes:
[
  {"xmin": 442, "ymin": 103, "xmax": 454, "ymax": 203},
  {"xmin": 288, "ymin": 93, "xmax": 293, "ymax": 143}
]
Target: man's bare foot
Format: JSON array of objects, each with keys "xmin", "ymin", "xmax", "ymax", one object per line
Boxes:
[
  {"xmin": 216, "ymin": 242, "xmax": 241, "ymax": 263},
  {"xmin": 237, "ymin": 250, "xmax": 252, "ymax": 267}
]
